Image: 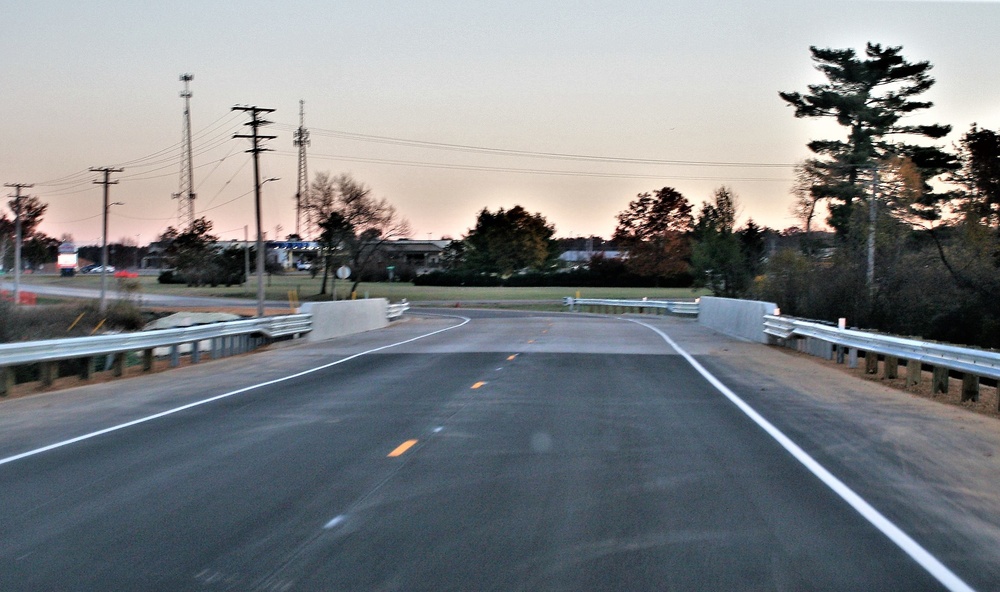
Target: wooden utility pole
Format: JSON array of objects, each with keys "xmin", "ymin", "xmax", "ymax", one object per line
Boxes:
[
  {"xmin": 4, "ymin": 182, "xmax": 33, "ymax": 306},
  {"xmin": 232, "ymin": 105, "xmax": 276, "ymax": 317},
  {"xmin": 90, "ymin": 167, "xmax": 123, "ymax": 313}
]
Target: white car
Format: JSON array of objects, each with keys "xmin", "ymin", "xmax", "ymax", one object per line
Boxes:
[{"xmin": 295, "ymin": 261, "xmax": 313, "ymax": 271}]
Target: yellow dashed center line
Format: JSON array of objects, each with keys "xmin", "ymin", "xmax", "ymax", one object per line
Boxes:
[
  {"xmin": 507, "ymin": 354, "xmax": 518, "ymax": 361},
  {"xmin": 527, "ymin": 339, "xmax": 535, "ymax": 344},
  {"xmin": 471, "ymin": 381, "xmax": 486, "ymax": 389},
  {"xmin": 387, "ymin": 439, "xmax": 418, "ymax": 457}
]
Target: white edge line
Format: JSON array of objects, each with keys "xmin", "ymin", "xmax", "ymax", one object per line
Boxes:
[
  {"xmin": 0, "ymin": 314, "xmax": 472, "ymax": 468},
  {"xmin": 627, "ymin": 318, "xmax": 975, "ymax": 592}
]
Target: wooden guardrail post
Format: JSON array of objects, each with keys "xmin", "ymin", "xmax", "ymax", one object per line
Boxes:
[
  {"xmin": 111, "ymin": 353, "xmax": 126, "ymax": 377},
  {"xmin": 847, "ymin": 348, "xmax": 859, "ymax": 369},
  {"xmin": 906, "ymin": 359, "xmax": 922, "ymax": 388},
  {"xmin": 961, "ymin": 374, "xmax": 980, "ymax": 402},
  {"xmin": 142, "ymin": 349, "xmax": 154, "ymax": 372},
  {"xmin": 864, "ymin": 351, "xmax": 878, "ymax": 374},
  {"xmin": 883, "ymin": 356, "xmax": 899, "ymax": 379},
  {"xmin": 0, "ymin": 367, "xmax": 12, "ymax": 396},
  {"xmin": 79, "ymin": 356, "xmax": 93, "ymax": 380},
  {"xmin": 932, "ymin": 366, "xmax": 949, "ymax": 394},
  {"xmin": 40, "ymin": 361, "xmax": 58, "ymax": 387}
]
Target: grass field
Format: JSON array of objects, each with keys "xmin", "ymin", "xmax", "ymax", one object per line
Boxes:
[{"xmin": 11, "ymin": 272, "xmax": 707, "ymax": 305}]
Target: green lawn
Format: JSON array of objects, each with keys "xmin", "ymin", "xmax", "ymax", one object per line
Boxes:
[{"xmin": 14, "ymin": 272, "xmax": 707, "ymax": 304}]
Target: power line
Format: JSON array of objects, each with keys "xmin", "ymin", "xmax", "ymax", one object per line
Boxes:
[
  {"xmin": 280, "ymin": 150, "xmax": 793, "ymax": 183},
  {"xmin": 272, "ymin": 123, "xmax": 797, "ymax": 168}
]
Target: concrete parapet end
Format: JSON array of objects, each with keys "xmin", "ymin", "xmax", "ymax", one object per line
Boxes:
[
  {"xmin": 698, "ymin": 297, "xmax": 778, "ymax": 343},
  {"xmin": 301, "ymin": 299, "xmax": 389, "ymax": 342}
]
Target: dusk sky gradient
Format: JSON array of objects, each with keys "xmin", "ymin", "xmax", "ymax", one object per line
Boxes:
[{"xmin": 3, "ymin": 0, "xmax": 999, "ymax": 246}]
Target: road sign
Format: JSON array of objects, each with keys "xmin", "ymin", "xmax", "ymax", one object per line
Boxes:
[{"xmin": 336, "ymin": 265, "xmax": 351, "ymax": 280}]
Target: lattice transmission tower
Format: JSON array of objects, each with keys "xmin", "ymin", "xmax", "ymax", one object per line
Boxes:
[
  {"xmin": 293, "ymin": 99, "xmax": 312, "ymax": 238},
  {"xmin": 173, "ymin": 73, "xmax": 196, "ymax": 228}
]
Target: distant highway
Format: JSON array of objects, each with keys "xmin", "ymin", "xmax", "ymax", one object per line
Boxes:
[{"xmin": 0, "ymin": 310, "xmax": 996, "ymax": 590}]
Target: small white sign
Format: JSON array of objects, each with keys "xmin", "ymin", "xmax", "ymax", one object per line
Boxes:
[{"xmin": 336, "ymin": 265, "xmax": 351, "ymax": 280}]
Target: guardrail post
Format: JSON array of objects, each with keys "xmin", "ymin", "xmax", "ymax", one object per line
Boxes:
[
  {"xmin": 961, "ymin": 374, "xmax": 980, "ymax": 402},
  {"xmin": 883, "ymin": 356, "xmax": 899, "ymax": 380},
  {"xmin": 40, "ymin": 361, "xmax": 58, "ymax": 387},
  {"xmin": 112, "ymin": 353, "xmax": 125, "ymax": 377},
  {"xmin": 932, "ymin": 366, "xmax": 949, "ymax": 394},
  {"xmin": 191, "ymin": 342, "xmax": 201, "ymax": 364},
  {"xmin": 847, "ymin": 348, "xmax": 858, "ymax": 369},
  {"xmin": 0, "ymin": 367, "xmax": 12, "ymax": 396},
  {"xmin": 906, "ymin": 359, "xmax": 922, "ymax": 388},
  {"xmin": 170, "ymin": 345, "xmax": 180, "ymax": 368},
  {"xmin": 80, "ymin": 356, "xmax": 93, "ymax": 380},
  {"xmin": 836, "ymin": 345, "xmax": 845, "ymax": 364},
  {"xmin": 142, "ymin": 349, "xmax": 154, "ymax": 372},
  {"xmin": 864, "ymin": 351, "xmax": 878, "ymax": 374}
]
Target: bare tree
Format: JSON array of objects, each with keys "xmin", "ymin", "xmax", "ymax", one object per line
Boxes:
[{"xmin": 309, "ymin": 173, "xmax": 411, "ymax": 295}]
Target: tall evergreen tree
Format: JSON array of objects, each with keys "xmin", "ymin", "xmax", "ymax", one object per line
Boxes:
[{"xmin": 780, "ymin": 43, "xmax": 956, "ymax": 235}]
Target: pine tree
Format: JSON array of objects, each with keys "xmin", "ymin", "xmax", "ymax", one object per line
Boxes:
[{"xmin": 780, "ymin": 43, "xmax": 956, "ymax": 235}]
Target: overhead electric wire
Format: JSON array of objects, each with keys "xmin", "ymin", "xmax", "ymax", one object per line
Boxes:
[
  {"xmin": 34, "ymin": 111, "xmax": 244, "ymax": 187},
  {"xmin": 272, "ymin": 123, "xmax": 796, "ymax": 169},
  {"xmin": 279, "ymin": 150, "xmax": 793, "ymax": 183}
]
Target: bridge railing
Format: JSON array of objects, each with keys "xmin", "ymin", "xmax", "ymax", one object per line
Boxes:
[
  {"xmin": 764, "ymin": 314, "xmax": 1000, "ymax": 404},
  {"xmin": 564, "ymin": 297, "xmax": 699, "ymax": 316},
  {"xmin": 0, "ymin": 314, "xmax": 311, "ymax": 396}
]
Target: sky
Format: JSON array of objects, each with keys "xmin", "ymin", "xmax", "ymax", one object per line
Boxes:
[{"xmin": 2, "ymin": 0, "xmax": 999, "ymax": 247}]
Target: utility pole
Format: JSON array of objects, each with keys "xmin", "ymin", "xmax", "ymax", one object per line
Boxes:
[
  {"xmin": 174, "ymin": 74, "xmax": 196, "ymax": 228},
  {"xmin": 91, "ymin": 167, "xmax": 124, "ymax": 313},
  {"xmin": 243, "ymin": 225, "xmax": 250, "ymax": 286},
  {"xmin": 233, "ymin": 105, "xmax": 276, "ymax": 317},
  {"xmin": 293, "ymin": 99, "xmax": 310, "ymax": 238},
  {"xmin": 867, "ymin": 166, "xmax": 879, "ymax": 292},
  {"xmin": 4, "ymin": 183, "xmax": 33, "ymax": 306}
]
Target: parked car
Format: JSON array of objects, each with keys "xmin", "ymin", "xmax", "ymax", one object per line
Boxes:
[
  {"xmin": 79, "ymin": 264, "xmax": 99, "ymax": 274},
  {"xmin": 295, "ymin": 260, "xmax": 313, "ymax": 271}
]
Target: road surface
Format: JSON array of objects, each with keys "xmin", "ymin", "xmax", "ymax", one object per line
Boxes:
[{"xmin": 0, "ymin": 310, "xmax": 997, "ymax": 590}]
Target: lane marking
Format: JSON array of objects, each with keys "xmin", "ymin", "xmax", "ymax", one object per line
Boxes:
[
  {"xmin": 527, "ymin": 339, "xmax": 535, "ymax": 344},
  {"xmin": 0, "ymin": 315, "xmax": 472, "ymax": 468},
  {"xmin": 387, "ymin": 439, "xmax": 418, "ymax": 457},
  {"xmin": 471, "ymin": 381, "xmax": 486, "ymax": 389},
  {"xmin": 507, "ymin": 354, "xmax": 518, "ymax": 361},
  {"xmin": 627, "ymin": 318, "xmax": 975, "ymax": 592},
  {"xmin": 433, "ymin": 426, "xmax": 444, "ymax": 433}
]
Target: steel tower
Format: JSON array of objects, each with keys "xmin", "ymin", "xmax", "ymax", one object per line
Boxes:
[
  {"xmin": 293, "ymin": 99, "xmax": 311, "ymax": 238},
  {"xmin": 174, "ymin": 73, "xmax": 196, "ymax": 228}
]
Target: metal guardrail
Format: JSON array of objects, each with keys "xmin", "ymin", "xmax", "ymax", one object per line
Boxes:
[
  {"xmin": 764, "ymin": 314, "xmax": 1000, "ymax": 403},
  {"xmin": 387, "ymin": 300, "xmax": 410, "ymax": 320},
  {"xmin": 564, "ymin": 297, "xmax": 699, "ymax": 316},
  {"xmin": 0, "ymin": 314, "xmax": 311, "ymax": 395}
]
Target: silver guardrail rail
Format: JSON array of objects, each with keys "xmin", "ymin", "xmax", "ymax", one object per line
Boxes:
[
  {"xmin": 386, "ymin": 299, "xmax": 410, "ymax": 320},
  {"xmin": 0, "ymin": 314, "xmax": 311, "ymax": 395},
  {"xmin": 564, "ymin": 297, "xmax": 699, "ymax": 316},
  {"xmin": 764, "ymin": 314, "xmax": 1000, "ymax": 403}
]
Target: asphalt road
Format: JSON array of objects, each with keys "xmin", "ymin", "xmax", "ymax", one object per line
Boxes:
[{"xmin": 0, "ymin": 310, "xmax": 996, "ymax": 590}]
